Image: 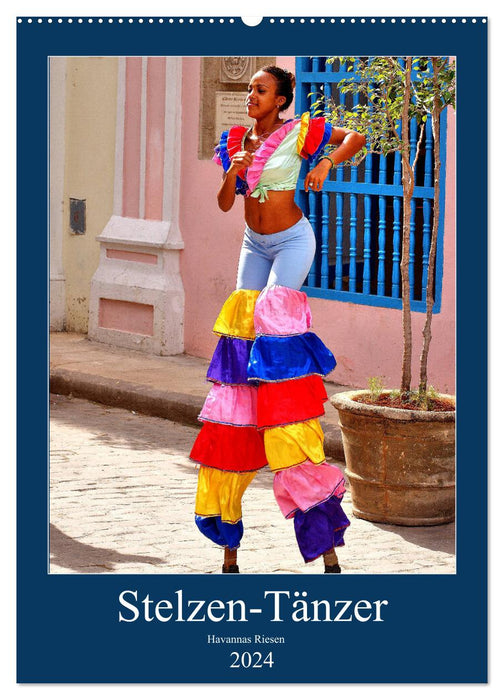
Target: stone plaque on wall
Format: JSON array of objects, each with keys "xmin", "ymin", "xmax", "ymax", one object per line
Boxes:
[
  {"xmin": 215, "ymin": 91, "xmax": 253, "ymax": 140},
  {"xmin": 220, "ymin": 57, "xmax": 252, "ymax": 83},
  {"xmin": 199, "ymin": 56, "xmax": 275, "ymax": 160}
]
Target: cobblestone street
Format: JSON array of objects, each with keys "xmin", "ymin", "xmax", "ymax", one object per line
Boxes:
[{"xmin": 50, "ymin": 393, "xmax": 456, "ymax": 575}]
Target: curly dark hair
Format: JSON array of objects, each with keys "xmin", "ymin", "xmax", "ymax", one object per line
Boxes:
[{"xmin": 260, "ymin": 65, "xmax": 296, "ymax": 112}]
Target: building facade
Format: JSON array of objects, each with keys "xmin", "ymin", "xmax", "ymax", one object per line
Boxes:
[{"xmin": 50, "ymin": 56, "xmax": 455, "ymax": 393}]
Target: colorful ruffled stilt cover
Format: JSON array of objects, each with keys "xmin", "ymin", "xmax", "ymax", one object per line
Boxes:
[{"xmin": 190, "ymin": 285, "xmax": 350, "ymax": 562}]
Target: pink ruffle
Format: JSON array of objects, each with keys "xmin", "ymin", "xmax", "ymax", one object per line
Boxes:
[
  {"xmin": 199, "ymin": 383, "xmax": 258, "ymax": 427},
  {"xmin": 254, "ymin": 285, "xmax": 313, "ymax": 336},
  {"xmin": 273, "ymin": 460, "xmax": 346, "ymax": 519},
  {"xmin": 246, "ymin": 120, "xmax": 299, "ymax": 194}
]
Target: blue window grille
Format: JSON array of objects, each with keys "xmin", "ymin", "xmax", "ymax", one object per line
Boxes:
[{"xmin": 295, "ymin": 56, "xmax": 448, "ymax": 313}]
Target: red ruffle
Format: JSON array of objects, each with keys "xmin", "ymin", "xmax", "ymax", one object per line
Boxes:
[
  {"xmin": 300, "ymin": 117, "xmax": 326, "ymax": 159},
  {"xmin": 257, "ymin": 375, "xmax": 328, "ymax": 429},
  {"xmin": 190, "ymin": 422, "xmax": 267, "ymax": 472},
  {"xmin": 227, "ymin": 125, "xmax": 248, "ymax": 181}
]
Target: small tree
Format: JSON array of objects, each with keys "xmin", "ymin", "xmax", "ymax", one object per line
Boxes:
[{"xmin": 316, "ymin": 56, "xmax": 455, "ymax": 400}]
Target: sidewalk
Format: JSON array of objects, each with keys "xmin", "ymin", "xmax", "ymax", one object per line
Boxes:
[{"xmin": 49, "ymin": 332, "xmax": 351, "ymax": 461}]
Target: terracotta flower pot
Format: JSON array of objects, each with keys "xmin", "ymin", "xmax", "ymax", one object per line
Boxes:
[{"xmin": 330, "ymin": 390, "xmax": 455, "ymax": 526}]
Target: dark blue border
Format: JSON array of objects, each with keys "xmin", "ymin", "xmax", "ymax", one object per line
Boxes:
[{"xmin": 17, "ymin": 16, "xmax": 487, "ymax": 683}]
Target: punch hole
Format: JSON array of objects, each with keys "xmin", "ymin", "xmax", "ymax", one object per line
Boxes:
[{"xmin": 241, "ymin": 17, "xmax": 263, "ymax": 26}]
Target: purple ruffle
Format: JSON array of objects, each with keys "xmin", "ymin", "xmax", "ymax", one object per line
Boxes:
[
  {"xmin": 207, "ymin": 336, "xmax": 254, "ymax": 385},
  {"xmin": 293, "ymin": 495, "xmax": 350, "ymax": 563}
]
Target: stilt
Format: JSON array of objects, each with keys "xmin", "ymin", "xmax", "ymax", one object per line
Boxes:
[
  {"xmin": 222, "ymin": 546, "xmax": 239, "ymax": 573},
  {"xmin": 323, "ymin": 548, "xmax": 341, "ymax": 573}
]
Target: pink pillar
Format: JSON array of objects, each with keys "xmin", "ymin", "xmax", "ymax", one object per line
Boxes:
[
  {"xmin": 122, "ymin": 57, "xmax": 142, "ymax": 219},
  {"xmin": 90, "ymin": 57, "xmax": 184, "ymax": 356},
  {"xmin": 145, "ymin": 57, "xmax": 166, "ymax": 221}
]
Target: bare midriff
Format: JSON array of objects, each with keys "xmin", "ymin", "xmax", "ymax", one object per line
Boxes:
[{"xmin": 244, "ymin": 190, "xmax": 303, "ymax": 234}]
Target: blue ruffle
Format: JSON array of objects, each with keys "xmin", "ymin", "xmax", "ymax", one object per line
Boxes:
[
  {"xmin": 195, "ymin": 515, "xmax": 244, "ymax": 550},
  {"xmin": 217, "ymin": 130, "xmax": 248, "ymax": 196},
  {"xmin": 308, "ymin": 122, "xmax": 334, "ymax": 165},
  {"xmin": 247, "ymin": 332, "xmax": 336, "ymax": 382}
]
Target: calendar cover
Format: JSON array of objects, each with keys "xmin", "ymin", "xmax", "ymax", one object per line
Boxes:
[{"xmin": 17, "ymin": 12, "xmax": 487, "ymax": 683}]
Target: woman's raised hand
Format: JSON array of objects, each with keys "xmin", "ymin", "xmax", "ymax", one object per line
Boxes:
[
  {"xmin": 228, "ymin": 150, "xmax": 255, "ymax": 175},
  {"xmin": 304, "ymin": 159, "xmax": 332, "ymax": 193}
]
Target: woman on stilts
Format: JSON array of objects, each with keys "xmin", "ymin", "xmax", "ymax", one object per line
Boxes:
[{"xmin": 190, "ymin": 66, "xmax": 366, "ymax": 573}]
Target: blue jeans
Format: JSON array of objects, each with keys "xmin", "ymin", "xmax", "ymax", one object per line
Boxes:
[{"xmin": 236, "ymin": 215, "xmax": 316, "ymax": 291}]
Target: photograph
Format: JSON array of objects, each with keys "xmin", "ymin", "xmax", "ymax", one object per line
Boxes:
[{"xmin": 49, "ymin": 54, "xmax": 456, "ymax": 576}]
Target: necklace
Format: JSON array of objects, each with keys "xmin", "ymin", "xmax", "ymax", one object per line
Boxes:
[{"xmin": 245, "ymin": 122, "xmax": 284, "ymax": 153}]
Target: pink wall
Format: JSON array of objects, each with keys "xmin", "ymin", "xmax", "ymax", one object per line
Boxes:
[{"xmin": 179, "ymin": 58, "xmax": 455, "ymax": 394}]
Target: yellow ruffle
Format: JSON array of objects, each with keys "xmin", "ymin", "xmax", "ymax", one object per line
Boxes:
[
  {"xmin": 213, "ymin": 289, "xmax": 261, "ymax": 340},
  {"xmin": 296, "ymin": 112, "xmax": 311, "ymax": 156},
  {"xmin": 264, "ymin": 418, "xmax": 325, "ymax": 472},
  {"xmin": 195, "ymin": 466, "xmax": 257, "ymax": 523}
]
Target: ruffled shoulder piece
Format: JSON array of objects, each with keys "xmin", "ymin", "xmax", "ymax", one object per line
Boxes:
[
  {"xmin": 213, "ymin": 126, "xmax": 249, "ymax": 194},
  {"xmin": 297, "ymin": 112, "xmax": 333, "ymax": 162},
  {"xmin": 246, "ymin": 119, "xmax": 299, "ymax": 195}
]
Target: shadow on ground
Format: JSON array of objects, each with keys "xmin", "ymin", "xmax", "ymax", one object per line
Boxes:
[
  {"xmin": 370, "ymin": 520, "xmax": 455, "ymax": 555},
  {"xmin": 49, "ymin": 523, "xmax": 166, "ymax": 573}
]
